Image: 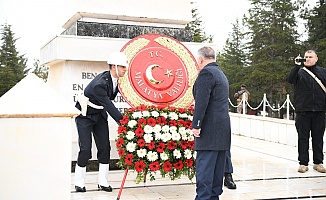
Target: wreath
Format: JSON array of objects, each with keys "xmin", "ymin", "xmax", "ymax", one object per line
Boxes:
[{"xmin": 115, "ymin": 104, "xmax": 196, "ymax": 184}]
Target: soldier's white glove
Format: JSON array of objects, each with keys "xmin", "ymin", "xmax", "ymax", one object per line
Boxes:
[{"xmin": 295, "ymin": 54, "xmax": 302, "ymax": 65}]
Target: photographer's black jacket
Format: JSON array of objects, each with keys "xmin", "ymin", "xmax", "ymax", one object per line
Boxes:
[{"xmin": 286, "ymin": 64, "xmax": 326, "ymax": 112}]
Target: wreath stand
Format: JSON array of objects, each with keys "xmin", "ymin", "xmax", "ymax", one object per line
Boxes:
[
  {"xmin": 116, "ymin": 168, "xmax": 148, "ymax": 200},
  {"xmin": 116, "ymin": 169, "xmax": 128, "ymax": 200}
]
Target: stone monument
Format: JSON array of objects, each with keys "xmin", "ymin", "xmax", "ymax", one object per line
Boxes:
[{"xmin": 40, "ymin": 0, "xmax": 213, "ymax": 163}]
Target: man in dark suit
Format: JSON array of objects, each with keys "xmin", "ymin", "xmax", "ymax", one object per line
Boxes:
[
  {"xmin": 192, "ymin": 46, "xmax": 231, "ymax": 200},
  {"xmin": 74, "ymin": 51, "xmax": 128, "ymax": 192}
]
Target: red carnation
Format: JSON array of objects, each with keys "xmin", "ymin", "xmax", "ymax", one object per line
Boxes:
[
  {"xmin": 174, "ymin": 160, "xmax": 183, "ymax": 169},
  {"xmin": 167, "ymin": 140, "xmax": 177, "ymax": 150},
  {"xmin": 177, "ymin": 119, "xmax": 186, "ymax": 126},
  {"xmin": 163, "ymin": 161, "xmax": 172, "ymax": 172},
  {"xmin": 169, "ymin": 106, "xmax": 176, "ymax": 111},
  {"xmin": 147, "ymin": 141, "xmax": 156, "ymax": 150},
  {"xmin": 149, "ymin": 161, "xmax": 160, "ymax": 171},
  {"xmin": 137, "ymin": 104, "xmax": 147, "ymax": 111},
  {"xmin": 185, "ymin": 120, "xmax": 192, "ymax": 128},
  {"xmin": 188, "ymin": 141, "xmax": 194, "ymax": 149},
  {"xmin": 120, "ymin": 115, "xmax": 129, "ymax": 125},
  {"xmin": 169, "ymin": 120, "xmax": 177, "ymax": 126},
  {"xmin": 118, "ymin": 126, "xmax": 127, "ymax": 134},
  {"xmin": 125, "ymin": 154, "xmax": 133, "ymax": 166},
  {"xmin": 157, "ymin": 116, "xmax": 167, "ymax": 126},
  {"xmin": 137, "ymin": 139, "xmax": 145, "ymax": 148},
  {"xmin": 177, "ymin": 108, "xmax": 185, "ymax": 113},
  {"xmin": 135, "ymin": 127, "xmax": 144, "ymax": 137},
  {"xmin": 116, "ymin": 138, "xmax": 125, "ymax": 148},
  {"xmin": 185, "ymin": 159, "xmax": 194, "ymax": 167},
  {"xmin": 147, "ymin": 118, "xmax": 156, "ymax": 126},
  {"xmin": 137, "ymin": 118, "xmax": 147, "ymax": 126},
  {"xmin": 157, "ymin": 105, "xmax": 166, "ymax": 110},
  {"xmin": 180, "ymin": 140, "xmax": 188, "ymax": 150},
  {"xmin": 127, "ymin": 108, "xmax": 136, "ymax": 113},
  {"xmin": 156, "ymin": 142, "xmax": 166, "ymax": 153},
  {"xmin": 118, "ymin": 149, "xmax": 125, "ymax": 157},
  {"xmin": 135, "ymin": 161, "xmax": 146, "ymax": 172}
]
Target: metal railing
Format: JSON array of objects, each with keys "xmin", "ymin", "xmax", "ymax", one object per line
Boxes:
[{"xmin": 229, "ymin": 93, "xmax": 295, "ymax": 120}]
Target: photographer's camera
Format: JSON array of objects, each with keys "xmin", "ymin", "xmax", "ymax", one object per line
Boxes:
[{"xmin": 295, "ymin": 58, "xmax": 306, "ymax": 63}]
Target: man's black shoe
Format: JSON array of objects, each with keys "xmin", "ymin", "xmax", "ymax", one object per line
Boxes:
[
  {"xmin": 75, "ymin": 186, "xmax": 86, "ymax": 192},
  {"xmin": 224, "ymin": 173, "xmax": 237, "ymax": 189},
  {"xmin": 98, "ymin": 185, "xmax": 113, "ymax": 192}
]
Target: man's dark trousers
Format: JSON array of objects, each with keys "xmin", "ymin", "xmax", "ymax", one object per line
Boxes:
[
  {"xmin": 195, "ymin": 150, "xmax": 226, "ymax": 200},
  {"xmin": 224, "ymin": 150, "xmax": 233, "ymax": 173},
  {"xmin": 295, "ymin": 111, "xmax": 325, "ymax": 166},
  {"xmin": 75, "ymin": 113, "xmax": 111, "ymax": 167}
]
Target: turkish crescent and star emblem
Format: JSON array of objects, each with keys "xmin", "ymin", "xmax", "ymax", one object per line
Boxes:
[{"xmin": 119, "ymin": 34, "xmax": 199, "ymax": 108}]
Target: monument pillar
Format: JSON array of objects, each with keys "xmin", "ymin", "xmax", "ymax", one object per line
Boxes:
[{"xmin": 0, "ymin": 74, "xmax": 80, "ymax": 200}]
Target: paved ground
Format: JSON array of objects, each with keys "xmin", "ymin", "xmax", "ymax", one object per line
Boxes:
[{"xmin": 70, "ymin": 134, "xmax": 326, "ymax": 200}]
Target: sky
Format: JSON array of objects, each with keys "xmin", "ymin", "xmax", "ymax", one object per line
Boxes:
[{"xmin": 0, "ymin": 0, "xmax": 314, "ymax": 68}]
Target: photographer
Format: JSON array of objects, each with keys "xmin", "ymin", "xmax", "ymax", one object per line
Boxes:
[{"xmin": 286, "ymin": 50, "xmax": 326, "ymax": 173}]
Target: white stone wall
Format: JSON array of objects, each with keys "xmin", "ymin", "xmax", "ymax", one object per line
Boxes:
[{"xmin": 230, "ymin": 113, "xmax": 326, "ymax": 152}]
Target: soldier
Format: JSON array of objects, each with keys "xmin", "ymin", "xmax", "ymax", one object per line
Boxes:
[
  {"xmin": 74, "ymin": 51, "xmax": 128, "ymax": 192},
  {"xmin": 234, "ymin": 84, "xmax": 250, "ymax": 114}
]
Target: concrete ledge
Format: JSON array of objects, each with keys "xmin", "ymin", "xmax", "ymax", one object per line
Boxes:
[
  {"xmin": 230, "ymin": 113, "xmax": 297, "ymax": 147},
  {"xmin": 230, "ymin": 113, "xmax": 326, "ymax": 152}
]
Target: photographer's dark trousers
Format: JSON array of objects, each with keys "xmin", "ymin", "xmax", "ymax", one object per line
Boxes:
[
  {"xmin": 295, "ymin": 111, "xmax": 325, "ymax": 166},
  {"xmin": 224, "ymin": 150, "xmax": 233, "ymax": 174},
  {"xmin": 195, "ymin": 150, "xmax": 226, "ymax": 200},
  {"xmin": 75, "ymin": 113, "xmax": 111, "ymax": 167}
]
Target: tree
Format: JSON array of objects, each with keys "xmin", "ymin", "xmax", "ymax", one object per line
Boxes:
[
  {"xmin": 303, "ymin": 0, "xmax": 326, "ymax": 67},
  {"xmin": 218, "ymin": 19, "xmax": 249, "ymax": 107},
  {"xmin": 0, "ymin": 23, "xmax": 30, "ymax": 97},
  {"xmin": 185, "ymin": 2, "xmax": 213, "ymax": 43},
  {"xmin": 243, "ymin": 0, "xmax": 302, "ymax": 111},
  {"xmin": 32, "ymin": 59, "xmax": 48, "ymax": 82}
]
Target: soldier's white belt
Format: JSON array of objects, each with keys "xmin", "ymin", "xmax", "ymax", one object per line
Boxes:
[{"xmin": 77, "ymin": 94, "xmax": 104, "ymax": 116}]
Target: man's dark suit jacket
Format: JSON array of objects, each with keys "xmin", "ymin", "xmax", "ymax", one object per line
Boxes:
[{"xmin": 192, "ymin": 62, "xmax": 231, "ymax": 151}]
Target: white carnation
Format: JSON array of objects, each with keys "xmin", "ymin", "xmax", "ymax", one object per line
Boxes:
[
  {"xmin": 154, "ymin": 132, "xmax": 162, "ymax": 140},
  {"xmin": 193, "ymin": 151, "xmax": 197, "ymax": 159},
  {"xmin": 126, "ymin": 131, "xmax": 135, "ymax": 140},
  {"xmin": 137, "ymin": 149, "xmax": 147, "ymax": 158},
  {"xmin": 179, "ymin": 113, "xmax": 188, "ymax": 118},
  {"xmin": 172, "ymin": 132, "xmax": 181, "ymax": 141},
  {"xmin": 126, "ymin": 142, "xmax": 136, "ymax": 152},
  {"xmin": 132, "ymin": 111, "xmax": 142, "ymax": 119},
  {"xmin": 127, "ymin": 120, "xmax": 137, "ymax": 128},
  {"xmin": 184, "ymin": 149, "xmax": 192, "ymax": 159},
  {"xmin": 178, "ymin": 127, "xmax": 186, "ymax": 134},
  {"xmin": 160, "ymin": 152, "xmax": 169, "ymax": 161},
  {"xmin": 161, "ymin": 132, "xmax": 172, "ymax": 142},
  {"xmin": 173, "ymin": 149, "xmax": 181, "ymax": 159},
  {"xmin": 142, "ymin": 110, "xmax": 150, "ymax": 117},
  {"xmin": 169, "ymin": 112, "xmax": 178, "ymax": 120},
  {"xmin": 151, "ymin": 111, "xmax": 160, "ymax": 117},
  {"xmin": 188, "ymin": 135, "xmax": 195, "ymax": 141},
  {"xmin": 144, "ymin": 133, "xmax": 153, "ymax": 143},
  {"xmin": 169, "ymin": 126, "xmax": 177, "ymax": 133},
  {"xmin": 162, "ymin": 125, "xmax": 170, "ymax": 133},
  {"xmin": 144, "ymin": 125, "xmax": 153, "ymax": 134},
  {"xmin": 160, "ymin": 112, "xmax": 168, "ymax": 119},
  {"xmin": 153, "ymin": 124, "xmax": 162, "ymax": 133},
  {"xmin": 147, "ymin": 151, "xmax": 158, "ymax": 162}
]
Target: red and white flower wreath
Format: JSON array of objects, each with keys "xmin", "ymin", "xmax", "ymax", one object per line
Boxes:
[{"xmin": 116, "ymin": 104, "xmax": 196, "ymax": 184}]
